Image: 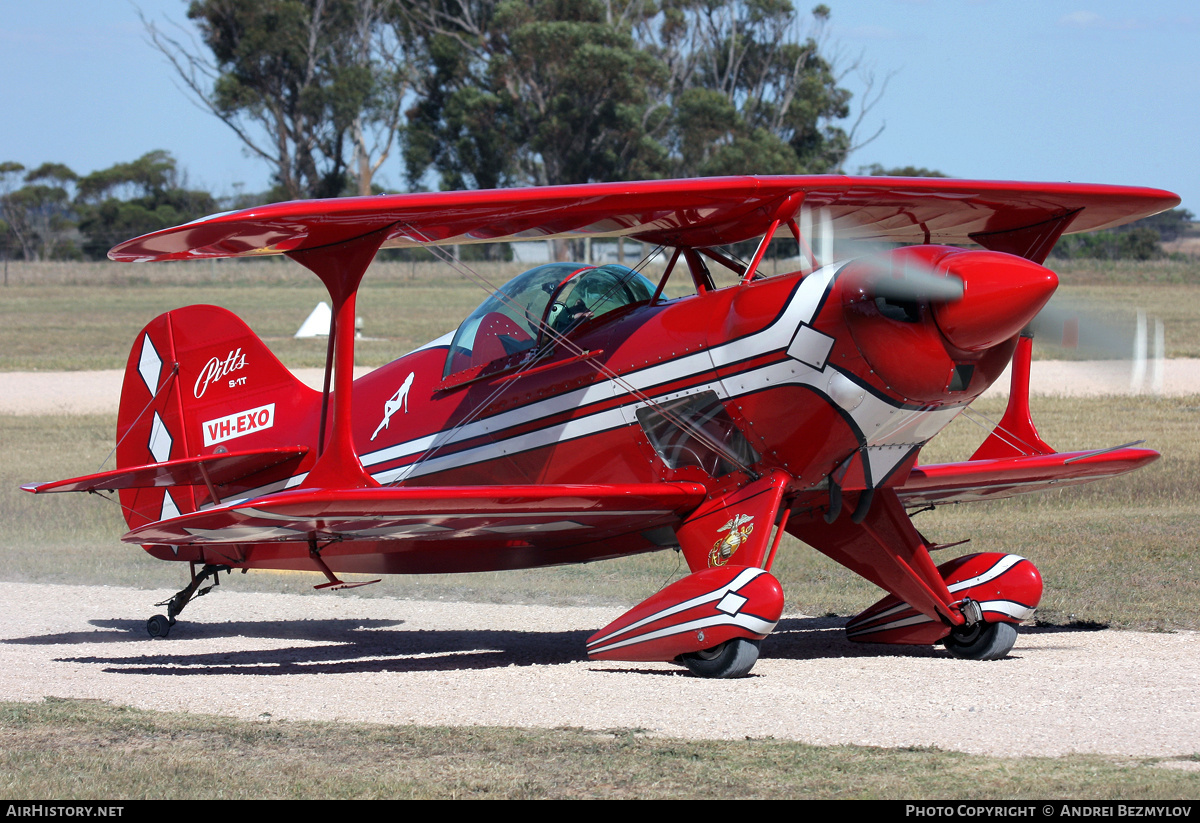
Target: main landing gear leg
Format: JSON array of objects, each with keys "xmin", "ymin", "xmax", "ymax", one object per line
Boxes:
[{"xmin": 146, "ymin": 563, "xmax": 232, "ymax": 638}]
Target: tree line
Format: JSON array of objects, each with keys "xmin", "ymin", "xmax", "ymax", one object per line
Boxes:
[
  {"xmin": 1049, "ymin": 208, "xmax": 1194, "ymax": 262},
  {"xmin": 0, "ymin": 152, "xmax": 217, "ymax": 262},
  {"xmin": 4, "ymin": 0, "xmax": 872, "ymax": 261},
  {"xmin": 146, "ymin": 0, "xmax": 869, "ymax": 199},
  {"xmin": 4, "ymin": 147, "xmax": 1189, "ymax": 262}
]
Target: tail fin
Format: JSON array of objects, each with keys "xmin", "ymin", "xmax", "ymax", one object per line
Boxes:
[{"xmin": 117, "ymin": 305, "xmax": 320, "ymax": 530}]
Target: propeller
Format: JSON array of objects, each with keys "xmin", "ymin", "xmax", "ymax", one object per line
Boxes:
[
  {"xmin": 798, "ymin": 206, "xmax": 1163, "ymax": 376},
  {"xmin": 798, "ymin": 206, "xmax": 964, "ymax": 302},
  {"xmin": 1026, "ymin": 298, "xmax": 1165, "ymax": 393},
  {"xmin": 792, "ymin": 205, "xmax": 1166, "ymax": 395}
]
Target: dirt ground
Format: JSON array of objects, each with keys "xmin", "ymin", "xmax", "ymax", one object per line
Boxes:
[
  {"xmin": 3, "ymin": 360, "xmax": 1200, "ymax": 415},
  {"xmin": 2, "ymin": 581, "xmax": 1197, "ymax": 759}
]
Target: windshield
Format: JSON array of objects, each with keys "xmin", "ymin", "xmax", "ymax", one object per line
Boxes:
[{"xmin": 444, "ymin": 263, "xmax": 655, "ymax": 378}]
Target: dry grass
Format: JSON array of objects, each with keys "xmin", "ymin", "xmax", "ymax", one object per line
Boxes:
[
  {"xmin": 0, "ymin": 260, "xmax": 487, "ymax": 370},
  {"xmin": 911, "ymin": 394, "xmax": 1200, "ymax": 629},
  {"xmin": 1050, "ymin": 257, "xmax": 1200, "ymax": 286},
  {"xmin": 3, "ymin": 698, "xmax": 1197, "ymax": 799},
  {"xmin": 4, "ymin": 258, "xmax": 1199, "ymax": 370}
]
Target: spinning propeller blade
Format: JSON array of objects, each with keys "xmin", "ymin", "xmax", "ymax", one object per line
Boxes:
[
  {"xmin": 1026, "ymin": 298, "xmax": 1165, "ymax": 393},
  {"xmin": 798, "ymin": 205, "xmax": 964, "ymax": 302}
]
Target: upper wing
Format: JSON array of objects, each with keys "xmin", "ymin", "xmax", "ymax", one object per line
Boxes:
[{"xmin": 109, "ymin": 175, "xmax": 1179, "ymax": 264}]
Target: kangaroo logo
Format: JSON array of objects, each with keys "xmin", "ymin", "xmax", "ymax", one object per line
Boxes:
[{"xmin": 371, "ymin": 372, "xmax": 415, "ymax": 441}]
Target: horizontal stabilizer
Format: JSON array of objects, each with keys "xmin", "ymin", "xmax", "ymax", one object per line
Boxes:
[
  {"xmin": 123, "ymin": 482, "xmax": 707, "ymax": 547},
  {"xmin": 899, "ymin": 445, "xmax": 1159, "ymax": 507},
  {"xmin": 24, "ymin": 447, "xmax": 308, "ymax": 500}
]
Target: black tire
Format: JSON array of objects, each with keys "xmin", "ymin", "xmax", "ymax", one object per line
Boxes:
[
  {"xmin": 146, "ymin": 614, "xmax": 171, "ymax": 638},
  {"xmin": 945, "ymin": 621, "xmax": 1017, "ymax": 661},
  {"xmin": 681, "ymin": 638, "xmax": 761, "ymax": 678}
]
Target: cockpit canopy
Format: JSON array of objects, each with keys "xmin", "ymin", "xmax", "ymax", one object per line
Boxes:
[{"xmin": 444, "ymin": 262, "xmax": 655, "ymax": 378}]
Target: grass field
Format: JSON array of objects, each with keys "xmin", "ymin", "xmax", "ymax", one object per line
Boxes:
[
  {"xmin": 3, "ymin": 698, "xmax": 1197, "ymax": 800},
  {"xmin": 2, "ymin": 257, "xmax": 1198, "ymax": 799},
  {"xmin": 3, "ymin": 256, "xmax": 1200, "ymax": 370}
]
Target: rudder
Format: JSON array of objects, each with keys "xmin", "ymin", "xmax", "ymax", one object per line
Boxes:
[{"xmin": 117, "ymin": 305, "xmax": 320, "ymax": 530}]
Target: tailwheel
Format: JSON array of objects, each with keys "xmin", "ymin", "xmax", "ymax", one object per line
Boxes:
[
  {"xmin": 146, "ymin": 563, "xmax": 232, "ymax": 638},
  {"xmin": 681, "ymin": 638, "xmax": 761, "ymax": 678},
  {"xmin": 146, "ymin": 614, "xmax": 173, "ymax": 638},
  {"xmin": 944, "ymin": 620, "xmax": 1018, "ymax": 661}
]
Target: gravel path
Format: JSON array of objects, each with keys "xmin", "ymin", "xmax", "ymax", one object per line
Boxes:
[
  {"xmin": 2, "ymin": 581, "xmax": 1197, "ymax": 758},
  {"xmin": 3, "ymin": 361, "xmax": 1199, "ymax": 416}
]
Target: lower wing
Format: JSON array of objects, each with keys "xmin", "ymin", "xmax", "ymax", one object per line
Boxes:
[
  {"xmin": 122, "ymin": 482, "xmax": 707, "ymax": 548},
  {"xmin": 898, "ymin": 444, "xmax": 1158, "ymax": 507}
]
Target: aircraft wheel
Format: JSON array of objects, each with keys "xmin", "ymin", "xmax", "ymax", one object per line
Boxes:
[
  {"xmin": 944, "ymin": 620, "xmax": 1017, "ymax": 661},
  {"xmin": 146, "ymin": 614, "xmax": 172, "ymax": 639},
  {"xmin": 682, "ymin": 638, "xmax": 761, "ymax": 678}
]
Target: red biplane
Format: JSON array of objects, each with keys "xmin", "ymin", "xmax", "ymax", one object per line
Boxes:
[{"xmin": 26, "ymin": 176, "xmax": 1178, "ymax": 677}]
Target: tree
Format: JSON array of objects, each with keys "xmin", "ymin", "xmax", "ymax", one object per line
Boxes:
[
  {"xmin": 860, "ymin": 163, "xmax": 948, "ymax": 178},
  {"xmin": 146, "ymin": 0, "xmax": 416, "ymax": 199},
  {"xmin": 334, "ymin": 0, "xmax": 416, "ymax": 194},
  {"xmin": 1129, "ymin": 207, "xmax": 1193, "ymax": 243},
  {"xmin": 74, "ymin": 151, "xmax": 218, "ymax": 259},
  {"xmin": 0, "ymin": 153, "xmax": 221, "ymax": 261},
  {"xmin": 403, "ymin": 1, "xmax": 516, "ymax": 191},
  {"xmin": 148, "ymin": 0, "xmax": 873, "ymax": 202},
  {"xmin": 634, "ymin": 2, "xmax": 874, "ymax": 177},
  {"xmin": 1050, "ymin": 227, "xmax": 1163, "ymax": 261},
  {"xmin": 0, "ymin": 162, "xmax": 80, "ymax": 261},
  {"xmin": 405, "ymin": 0, "xmax": 664, "ymax": 191},
  {"xmin": 406, "ymin": 2, "xmax": 870, "ymax": 185},
  {"xmin": 1048, "ymin": 208, "xmax": 1194, "ymax": 262},
  {"xmin": 491, "ymin": 0, "xmax": 666, "ymax": 185}
]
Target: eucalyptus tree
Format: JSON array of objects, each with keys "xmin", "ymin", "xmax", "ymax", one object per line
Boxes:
[
  {"xmin": 0, "ymin": 162, "xmax": 80, "ymax": 261},
  {"xmin": 74, "ymin": 151, "xmax": 218, "ymax": 259},
  {"xmin": 404, "ymin": 0, "xmax": 664, "ymax": 191},
  {"xmin": 146, "ymin": 0, "xmax": 416, "ymax": 199},
  {"xmin": 632, "ymin": 1, "xmax": 869, "ymax": 176}
]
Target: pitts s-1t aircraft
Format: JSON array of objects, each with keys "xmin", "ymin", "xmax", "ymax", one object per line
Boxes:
[{"xmin": 26, "ymin": 176, "xmax": 1178, "ymax": 677}]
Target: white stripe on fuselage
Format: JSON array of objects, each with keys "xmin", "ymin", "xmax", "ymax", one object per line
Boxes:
[
  {"xmin": 360, "ymin": 262, "xmax": 964, "ymax": 487},
  {"xmin": 218, "ymin": 263, "xmax": 964, "ymax": 504},
  {"xmin": 360, "ymin": 264, "xmax": 841, "ymax": 479}
]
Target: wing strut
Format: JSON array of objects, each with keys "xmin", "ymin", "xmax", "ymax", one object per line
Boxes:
[
  {"xmin": 969, "ymin": 334, "xmax": 1055, "ymax": 460},
  {"xmin": 286, "ymin": 225, "xmax": 393, "ymax": 489},
  {"xmin": 650, "ymin": 247, "xmax": 682, "ymax": 304},
  {"xmin": 741, "ymin": 217, "xmax": 781, "ymax": 283}
]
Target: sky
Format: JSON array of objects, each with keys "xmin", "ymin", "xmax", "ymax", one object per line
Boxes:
[{"xmin": 1, "ymin": 1, "xmax": 1195, "ymax": 211}]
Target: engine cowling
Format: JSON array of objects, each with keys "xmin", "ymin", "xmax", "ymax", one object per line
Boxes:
[{"xmin": 838, "ymin": 245, "xmax": 1058, "ymax": 403}]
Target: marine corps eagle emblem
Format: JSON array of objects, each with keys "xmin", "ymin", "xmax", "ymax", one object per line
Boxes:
[{"xmin": 710, "ymin": 513, "xmax": 755, "ymax": 567}]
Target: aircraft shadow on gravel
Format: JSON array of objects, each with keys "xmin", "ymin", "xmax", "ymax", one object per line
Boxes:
[{"xmin": 6, "ymin": 614, "xmax": 1112, "ymax": 678}]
